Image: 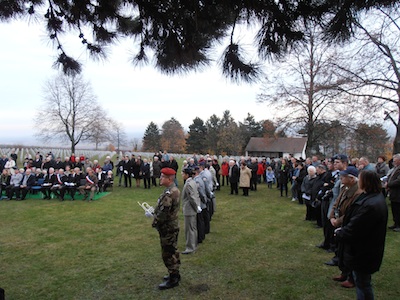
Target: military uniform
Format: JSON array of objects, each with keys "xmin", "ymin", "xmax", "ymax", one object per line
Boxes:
[{"xmin": 152, "ymin": 174, "xmax": 181, "ymax": 289}]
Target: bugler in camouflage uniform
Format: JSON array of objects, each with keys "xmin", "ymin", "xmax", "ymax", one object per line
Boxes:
[{"xmin": 152, "ymin": 167, "xmax": 181, "ymax": 290}]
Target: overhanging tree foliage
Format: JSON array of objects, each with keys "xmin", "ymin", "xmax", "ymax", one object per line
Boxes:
[{"xmin": 2, "ymin": 1, "xmax": 397, "ymax": 81}]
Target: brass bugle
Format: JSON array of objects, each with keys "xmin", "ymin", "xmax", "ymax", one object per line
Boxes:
[{"xmin": 138, "ymin": 201, "xmax": 155, "ymax": 214}]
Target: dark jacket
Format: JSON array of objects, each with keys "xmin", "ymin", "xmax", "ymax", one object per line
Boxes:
[
  {"xmin": 169, "ymin": 159, "xmax": 179, "ymax": 172},
  {"xmin": 229, "ymin": 164, "xmax": 240, "ymax": 183},
  {"xmin": 295, "ymin": 167, "xmax": 307, "ymax": 186},
  {"xmin": 311, "ymin": 172, "xmax": 327, "ymax": 201},
  {"xmin": 387, "ymin": 166, "xmax": 400, "ymax": 203},
  {"xmin": 336, "ymin": 192, "xmax": 388, "ymax": 274},
  {"xmin": 278, "ymin": 164, "xmax": 290, "ymax": 184},
  {"xmin": 122, "ymin": 160, "xmax": 133, "ymax": 175},
  {"xmin": 140, "ymin": 163, "xmax": 151, "ymax": 179},
  {"xmin": 301, "ymin": 175, "xmax": 316, "ymax": 200},
  {"xmin": 249, "ymin": 162, "xmax": 258, "ymax": 179},
  {"xmin": 22, "ymin": 174, "xmax": 36, "ymax": 187}
]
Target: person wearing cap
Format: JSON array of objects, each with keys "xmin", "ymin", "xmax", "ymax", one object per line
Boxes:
[
  {"xmin": 329, "ymin": 166, "xmax": 363, "ymax": 288},
  {"xmin": 151, "ymin": 167, "xmax": 181, "ymax": 290},
  {"xmin": 181, "ymin": 168, "xmax": 201, "ymax": 254}
]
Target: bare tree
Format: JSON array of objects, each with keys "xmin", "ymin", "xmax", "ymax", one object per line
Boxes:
[
  {"xmin": 34, "ymin": 74, "xmax": 106, "ymax": 153},
  {"xmin": 109, "ymin": 121, "xmax": 127, "ymax": 152},
  {"xmin": 130, "ymin": 137, "xmax": 142, "ymax": 152},
  {"xmin": 257, "ymin": 27, "xmax": 346, "ymax": 156},
  {"xmin": 332, "ymin": 6, "xmax": 400, "ymax": 154},
  {"xmin": 88, "ymin": 110, "xmax": 112, "ymax": 150}
]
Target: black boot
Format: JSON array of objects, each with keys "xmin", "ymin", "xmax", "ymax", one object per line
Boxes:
[{"xmin": 159, "ymin": 273, "xmax": 180, "ymax": 290}]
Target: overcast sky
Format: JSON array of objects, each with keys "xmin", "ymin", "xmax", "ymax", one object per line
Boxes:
[{"xmin": 0, "ymin": 18, "xmax": 268, "ymax": 147}]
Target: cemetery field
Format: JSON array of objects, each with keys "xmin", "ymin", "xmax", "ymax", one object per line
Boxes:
[{"xmin": 1, "ymin": 175, "xmax": 400, "ymax": 300}]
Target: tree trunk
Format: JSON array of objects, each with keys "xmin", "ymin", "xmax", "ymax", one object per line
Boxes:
[{"xmin": 394, "ymin": 113, "xmax": 400, "ymax": 155}]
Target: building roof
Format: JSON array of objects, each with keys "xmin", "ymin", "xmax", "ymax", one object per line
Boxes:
[{"xmin": 245, "ymin": 137, "xmax": 307, "ymax": 154}]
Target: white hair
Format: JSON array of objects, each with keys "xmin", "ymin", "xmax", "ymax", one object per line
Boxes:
[{"xmin": 307, "ymin": 165, "xmax": 316, "ymax": 174}]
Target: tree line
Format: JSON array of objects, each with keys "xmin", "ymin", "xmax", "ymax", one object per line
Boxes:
[
  {"xmin": 141, "ymin": 112, "xmax": 390, "ymax": 159},
  {"xmin": 34, "ymin": 73, "xmax": 390, "ymax": 158}
]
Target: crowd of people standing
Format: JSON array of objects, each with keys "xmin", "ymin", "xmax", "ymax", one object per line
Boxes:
[{"xmin": 1, "ymin": 148, "xmax": 395, "ymax": 298}]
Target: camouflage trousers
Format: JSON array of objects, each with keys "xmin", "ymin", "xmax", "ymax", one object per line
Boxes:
[{"xmin": 159, "ymin": 229, "xmax": 180, "ymax": 275}]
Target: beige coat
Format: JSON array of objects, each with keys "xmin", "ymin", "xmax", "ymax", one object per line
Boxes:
[{"xmin": 239, "ymin": 166, "xmax": 252, "ymax": 188}]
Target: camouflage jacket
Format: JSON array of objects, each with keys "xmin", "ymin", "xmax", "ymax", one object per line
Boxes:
[{"xmin": 152, "ymin": 183, "xmax": 180, "ymax": 232}]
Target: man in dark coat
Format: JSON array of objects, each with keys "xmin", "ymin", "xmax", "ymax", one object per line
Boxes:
[
  {"xmin": 249, "ymin": 157, "xmax": 258, "ymax": 191},
  {"xmin": 19, "ymin": 168, "xmax": 36, "ymax": 200},
  {"xmin": 385, "ymin": 153, "xmax": 400, "ymax": 232},
  {"xmin": 228, "ymin": 160, "xmax": 239, "ymax": 195},
  {"xmin": 122, "ymin": 155, "xmax": 132, "ymax": 188}
]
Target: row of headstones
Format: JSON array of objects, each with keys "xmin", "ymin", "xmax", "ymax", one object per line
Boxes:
[
  {"xmin": 0, "ymin": 147, "xmax": 117, "ymax": 165},
  {"xmin": 1, "ymin": 147, "xmax": 260, "ymax": 165}
]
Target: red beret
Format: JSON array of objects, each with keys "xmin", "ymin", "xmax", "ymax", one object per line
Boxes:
[{"xmin": 161, "ymin": 167, "xmax": 176, "ymax": 175}]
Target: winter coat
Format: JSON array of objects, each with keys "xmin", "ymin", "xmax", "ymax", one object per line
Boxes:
[
  {"xmin": 229, "ymin": 165, "xmax": 240, "ymax": 183},
  {"xmin": 336, "ymin": 192, "xmax": 388, "ymax": 274},
  {"xmin": 329, "ymin": 183, "xmax": 363, "ymax": 227},
  {"xmin": 301, "ymin": 175, "xmax": 316, "ymax": 202},
  {"xmin": 387, "ymin": 166, "xmax": 400, "ymax": 203},
  {"xmin": 375, "ymin": 162, "xmax": 389, "ymax": 178},
  {"xmin": 239, "ymin": 166, "xmax": 252, "ymax": 188},
  {"xmin": 221, "ymin": 162, "xmax": 229, "ymax": 176},
  {"xmin": 278, "ymin": 164, "xmax": 290, "ymax": 185}
]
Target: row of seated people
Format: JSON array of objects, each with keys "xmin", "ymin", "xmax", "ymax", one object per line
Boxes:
[{"xmin": 0, "ymin": 167, "xmax": 113, "ymax": 201}]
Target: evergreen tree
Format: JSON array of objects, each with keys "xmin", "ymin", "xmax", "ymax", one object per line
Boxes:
[
  {"xmin": 142, "ymin": 122, "xmax": 161, "ymax": 152},
  {"xmin": 352, "ymin": 123, "xmax": 390, "ymax": 159},
  {"xmin": 239, "ymin": 113, "xmax": 265, "ymax": 153},
  {"xmin": 206, "ymin": 114, "xmax": 221, "ymax": 154},
  {"xmin": 186, "ymin": 117, "xmax": 207, "ymax": 154}
]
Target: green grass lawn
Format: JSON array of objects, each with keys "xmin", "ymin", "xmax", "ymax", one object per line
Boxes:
[{"xmin": 1, "ymin": 176, "xmax": 399, "ymax": 300}]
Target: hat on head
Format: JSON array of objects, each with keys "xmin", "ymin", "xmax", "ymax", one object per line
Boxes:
[
  {"xmin": 199, "ymin": 161, "xmax": 206, "ymax": 166},
  {"xmin": 333, "ymin": 154, "xmax": 348, "ymax": 162},
  {"xmin": 161, "ymin": 167, "xmax": 176, "ymax": 176},
  {"xmin": 340, "ymin": 166, "xmax": 358, "ymax": 177}
]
